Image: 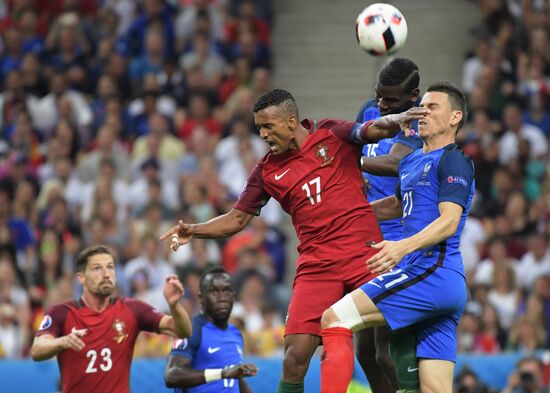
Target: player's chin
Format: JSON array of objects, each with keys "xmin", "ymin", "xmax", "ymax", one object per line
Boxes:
[
  {"xmin": 215, "ymin": 308, "xmax": 232, "ymax": 320},
  {"xmin": 98, "ymin": 285, "xmax": 115, "ymax": 296}
]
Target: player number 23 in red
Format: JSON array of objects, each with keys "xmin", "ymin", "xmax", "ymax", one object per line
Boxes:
[{"xmin": 85, "ymin": 348, "xmax": 113, "ymax": 373}]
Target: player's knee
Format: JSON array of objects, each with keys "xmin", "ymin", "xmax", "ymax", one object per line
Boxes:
[
  {"xmin": 322, "ymin": 294, "xmax": 364, "ymax": 331},
  {"xmin": 320, "ymin": 308, "xmax": 339, "ymax": 329},
  {"xmin": 282, "ymin": 348, "xmax": 310, "ymax": 380}
]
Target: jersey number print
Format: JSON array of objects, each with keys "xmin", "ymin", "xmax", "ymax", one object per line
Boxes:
[{"xmin": 301, "ymin": 176, "xmax": 322, "ymax": 205}]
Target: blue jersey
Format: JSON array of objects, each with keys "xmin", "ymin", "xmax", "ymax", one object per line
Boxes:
[
  {"xmin": 397, "ymin": 144, "xmax": 475, "ymax": 274},
  {"xmin": 171, "ymin": 314, "xmax": 245, "ymax": 393},
  {"xmin": 360, "ymin": 143, "xmax": 474, "ymax": 362},
  {"xmin": 357, "ymin": 99, "xmax": 422, "ymax": 242}
]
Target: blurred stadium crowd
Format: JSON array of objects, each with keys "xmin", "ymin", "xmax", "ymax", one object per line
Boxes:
[
  {"xmin": 1, "ymin": 0, "xmax": 550, "ymax": 389},
  {"xmin": 0, "ymin": 0, "xmax": 287, "ymax": 360}
]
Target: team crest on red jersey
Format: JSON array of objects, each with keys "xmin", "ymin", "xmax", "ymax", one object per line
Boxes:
[
  {"xmin": 315, "ymin": 143, "xmax": 334, "ymax": 167},
  {"xmin": 112, "ymin": 319, "xmax": 128, "ymax": 344}
]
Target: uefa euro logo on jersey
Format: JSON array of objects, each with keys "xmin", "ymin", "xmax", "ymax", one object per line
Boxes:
[
  {"xmin": 112, "ymin": 319, "xmax": 128, "ymax": 344},
  {"xmin": 315, "ymin": 143, "xmax": 334, "ymax": 167}
]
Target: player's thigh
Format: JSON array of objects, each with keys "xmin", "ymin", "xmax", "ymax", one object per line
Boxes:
[
  {"xmin": 286, "ymin": 261, "xmax": 346, "ymax": 336},
  {"xmin": 390, "ymin": 332, "xmax": 420, "ymax": 392},
  {"xmin": 414, "ymin": 313, "xmax": 461, "ymax": 362},
  {"xmin": 418, "ymin": 358, "xmax": 454, "ymax": 393},
  {"xmin": 343, "ymin": 252, "xmax": 379, "ymax": 291},
  {"xmin": 358, "ymin": 263, "xmax": 466, "ymax": 331}
]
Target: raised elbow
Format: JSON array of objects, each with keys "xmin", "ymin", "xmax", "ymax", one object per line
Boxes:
[{"xmin": 30, "ymin": 346, "xmax": 45, "ymax": 361}]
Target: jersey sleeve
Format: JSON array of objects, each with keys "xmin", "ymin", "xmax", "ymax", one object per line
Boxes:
[
  {"xmin": 437, "ymin": 149, "xmax": 475, "ymax": 209},
  {"xmin": 125, "ymin": 298, "xmax": 164, "ymax": 333},
  {"xmin": 316, "ymin": 118, "xmax": 374, "ymax": 146},
  {"xmin": 234, "ymin": 162, "xmax": 270, "ymax": 215},
  {"xmin": 356, "ymin": 99, "xmax": 378, "ymax": 122},
  {"xmin": 35, "ymin": 304, "xmax": 68, "ymax": 338},
  {"xmin": 394, "ymin": 129, "xmax": 423, "ymax": 150},
  {"xmin": 170, "ymin": 318, "xmax": 202, "ymax": 360}
]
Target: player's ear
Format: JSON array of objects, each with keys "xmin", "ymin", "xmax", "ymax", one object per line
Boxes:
[
  {"xmin": 409, "ymin": 88, "xmax": 420, "ymax": 103},
  {"xmin": 76, "ymin": 271, "xmax": 85, "ymax": 285},
  {"xmin": 450, "ymin": 110, "xmax": 463, "ymax": 128},
  {"xmin": 287, "ymin": 114, "xmax": 297, "ymax": 130}
]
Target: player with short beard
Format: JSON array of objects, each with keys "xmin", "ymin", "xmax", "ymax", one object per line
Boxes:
[{"xmin": 31, "ymin": 245, "xmax": 192, "ymax": 393}]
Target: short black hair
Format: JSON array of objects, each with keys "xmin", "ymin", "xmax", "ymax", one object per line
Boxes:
[
  {"xmin": 253, "ymin": 89, "xmax": 299, "ymax": 119},
  {"xmin": 75, "ymin": 245, "xmax": 116, "ymax": 273},
  {"xmin": 378, "ymin": 58, "xmax": 420, "ymax": 93},
  {"xmin": 199, "ymin": 266, "xmax": 231, "ymax": 292},
  {"xmin": 426, "ymin": 81, "xmax": 467, "ymax": 131}
]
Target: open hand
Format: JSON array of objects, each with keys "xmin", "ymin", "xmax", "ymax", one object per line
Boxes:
[
  {"xmin": 366, "ymin": 241, "xmax": 408, "ymax": 274},
  {"xmin": 396, "ymin": 107, "xmax": 429, "ymax": 136},
  {"xmin": 163, "ymin": 275, "xmax": 184, "ymax": 306},
  {"xmin": 60, "ymin": 328, "xmax": 87, "ymax": 351},
  {"xmin": 222, "ymin": 364, "xmax": 258, "ymax": 379},
  {"xmin": 160, "ymin": 220, "xmax": 194, "ymax": 251}
]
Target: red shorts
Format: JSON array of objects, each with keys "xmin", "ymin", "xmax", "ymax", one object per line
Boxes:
[{"xmin": 284, "ymin": 252, "xmax": 379, "ymax": 336}]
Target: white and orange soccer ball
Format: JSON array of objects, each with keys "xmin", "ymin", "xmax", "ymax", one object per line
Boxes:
[{"xmin": 355, "ymin": 3, "xmax": 408, "ymax": 56}]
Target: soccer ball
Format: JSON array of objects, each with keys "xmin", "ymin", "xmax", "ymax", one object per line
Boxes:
[{"xmin": 355, "ymin": 3, "xmax": 408, "ymax": 56}]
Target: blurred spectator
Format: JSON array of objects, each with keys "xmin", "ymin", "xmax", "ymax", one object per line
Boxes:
[
  {"xmin": 475, "ymin": 236, "xmax": 518, "ymax": 286},
  {"xmin": 35, "ymin": 72, "xmax": 92, "ymax": 137},
  {"xmin": 499, "ymin": 102, "xmax": 548, "ymax": 165},
  {"xmin": 458, "ymin": 307, "xmax": 483, "ymax": 353},
  {"xmin": 0, "ymin": 188, "xmax": 35, "ymax": 274},
  {"xmin": 516, "ymin": 233, "xmax": 550, "ymax": 289},
  {"xmin": 131, "ymin": 112, "xmax": 185, "ymax": 170},
  {"xmin": 0, "ymin": 69, "xmax": 39, "ymax": 132},
  {"xmin": 130, "ymin": 269, "xmax": 167, "ymax": 313},
  {"xmin": 488, "ymin": 264, "xmax": 520, "ymax": 330},
  {"xmin": 454, "ymin": 367, "xmax": 495, "ymax": 393},
  {"xmin": 20, "ymin": 53, "xmax": 48, "ymax": 98},
  {"xmin": 461, "ymin": 215, "xmax": 487, "ymax": 279},
  {"xmin": 501, "ymin": 356, "xmax": 548, "ymax": 393},
  {"xmin": 124, "ymin": 233, "xmax": 175, "ymax": 290},
  {"xmin": 507, "ymin": 316, "xmax": 547, "ymax": 352},
  {"xmin": 479, "ymin": 303, "xmax": 506, "ymax": 353},
  {"xmin": 175, "ymin": 0, "xmax": 225, "ymax": 50},
  {"xmin": 225, "ymin": 0, "xmax": 270, "ymax": 46},
  {"xmin": 129, "ymin": 26, "xmax": 167, "ymax": 92},
  {"xmin": 232, "ymin": 270, "xmax": 273, "ymax": 334},
  {"xmin": 177, "ymin": 92, "xmax": 222, "ymax": 145},
  {"xmin": 128, "ymin": 157, "xmax": 178, "ymax": 214},
  {"xmin": 78, "ymin": 124, "xmax": 130, "ymax": 182},
  {"xmin": 124, "ymin": 0, "xmax": 175, "ymax": 59},
  {"xmin": 0, "ymin": 258, "xmax": 30, "ymax": 356},
  {"xmin": 0, "ymin": 302, "xmax": 24, "ymax": 358},
  {"xmin": 179, "ymin": 31, "xmax": 226, "ymax": 89}
]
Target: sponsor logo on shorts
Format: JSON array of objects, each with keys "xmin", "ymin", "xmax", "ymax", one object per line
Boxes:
[{"xmin": 407, "ymin": 366, "xmax": 419, "ymax": 373}]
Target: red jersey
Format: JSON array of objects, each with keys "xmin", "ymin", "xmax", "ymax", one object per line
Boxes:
[
  {"xmin": 35, "ymin": 297, "xmax": 163, "ymax": 393},
  {"xmin": 235, "ymin": 118, "xmax": 383, "ymax": 264}
]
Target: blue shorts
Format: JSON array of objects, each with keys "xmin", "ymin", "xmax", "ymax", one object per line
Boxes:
[{"xmin": 359, "ymin": 250, "xmax": 467, "ymax": 361}]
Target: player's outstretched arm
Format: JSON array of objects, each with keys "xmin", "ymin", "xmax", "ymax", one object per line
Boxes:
[
  {"xmin": 165, "ymin": 355, "xmax": 257, "ymax": 388},
  {"xmin": 159, "ymin": 275, "xmax": 192, "ymax": 338},
  {"xmin": 160, "ymin": 208, "xmax": 254, "ymax": 251},
  {"xmin": 31, "ymin": 329, "xmax": 87, "ymax": 361},
  {"xmin": 361, "ymin": 143, "xmax": 414, "ymax": 177},
  {"xmin": 365, "ymin": 107, "xmax": 428, "ymax": 142}
]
